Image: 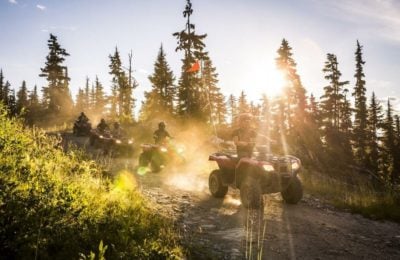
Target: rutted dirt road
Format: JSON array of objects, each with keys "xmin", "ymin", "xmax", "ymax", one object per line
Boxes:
[
  {"xmin": 68, "ymin": 134, "xmax": 400, "ymax": 259},
  {"xmin": 137, "ymin": 171, "xmax": 400, "ymax": 259}
]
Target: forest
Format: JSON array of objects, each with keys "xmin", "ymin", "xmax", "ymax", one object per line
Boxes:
[{"xmin": 1, "ymin": 0, "xmax": 400, "ymax": 259}]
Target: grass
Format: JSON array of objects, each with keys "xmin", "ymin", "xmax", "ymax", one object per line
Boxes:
[
  {"xmin": 0, "ymin": 105, "xmax": 184, "ymax": 259},
  {"xmin": 301, "ymin": 169, "xmax": 400, "ymax": 222}
]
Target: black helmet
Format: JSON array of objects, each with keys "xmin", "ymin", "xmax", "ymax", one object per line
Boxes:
[
  {"xmin": 158, "ymin": 121, "xmax": 166, "ymax": 129},
  {"xmin": 100, "ymin": 118, "xmax": 105, "ymax": 123}
]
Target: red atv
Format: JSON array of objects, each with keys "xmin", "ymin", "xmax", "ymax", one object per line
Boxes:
[{"xmin": 208, "ymin": 145, "xmax": 303, "ymax": 208}]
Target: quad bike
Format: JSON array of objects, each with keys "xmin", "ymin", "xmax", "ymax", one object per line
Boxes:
[
  {"xmin": 89, "ymin": 129, "xmax": 134, "ymax": 157},
  {"xmin": 73, "ymin": 120, "xmax": 92, "ymax": 136},
  {"xmin": 208, "ymin": 145, "xmax": 303, "ymax": 209},
  {"xmin": 108, "ymin": 136, "xmax": 135, "ymax": 157},
  {"xmin": 138, "ymin": 142, "xmax": 185, "ymax": 173}
]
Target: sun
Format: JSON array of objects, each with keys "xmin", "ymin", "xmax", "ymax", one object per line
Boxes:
[{"xmin": 265, "ymin": 66, "xmax": 286, "ymax": 97}]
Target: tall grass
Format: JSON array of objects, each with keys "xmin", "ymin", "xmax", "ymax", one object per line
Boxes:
[
  {"xmin": 0, "ymin": 105, "xmax": 183, "ymax": 259},
  {"xmin": 301, "ymin": 169, "xmax": 400, "ymax": 222}
]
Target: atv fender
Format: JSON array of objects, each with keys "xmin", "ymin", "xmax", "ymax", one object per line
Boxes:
[{"xmin": 235, "ymin": 158, "xmax": 263, "ymax": 188}]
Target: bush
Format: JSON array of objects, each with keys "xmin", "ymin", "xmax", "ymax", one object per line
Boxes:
[{"xmin": 0, "ymin": 104, "xmax": 183, "ymax": 259}]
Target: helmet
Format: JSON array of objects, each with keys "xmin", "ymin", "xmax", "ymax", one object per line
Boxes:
[
  {"xmin": 238, "ymin": 113, "xmax": 253, "ymax": 127},
  {"xmin": 114, "ymin": 122, "xmax": 120, "ymax": 128},
  {"xmin": 100, "ymin": 118, "xmax": 105, "ymax": 123},
  {"xmin": 158, "ymin": 121, "xmax": 166, "ymax": 129}
]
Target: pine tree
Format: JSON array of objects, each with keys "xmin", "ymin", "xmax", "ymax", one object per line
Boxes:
[
  {"xmin": 75, "ymin": 88, "xmax": 85, "ymax": 114},
  {"xmin": 173, "ymin": 0, "xmax": 208, "ymax": 119},
  {"xmin": 366, "ymin": 92, "xmax": 383, "ymax": 175},
  {"xmin": 227, "ymin": 94, "xmax": 237, "ymax": 124},
  {"xmin": 202, "ymin": 57, "xmax": 226, "ymax": 125},
  {"xmin": 2, "ymin": 81, "xmax": 10, "ymax": 108},
  {"xmin": 320, "ymin": 53, "xmax": 352, "ymax": 167},
  {"xmin": 26, "ymin": 85, "xmax": 41, "ymax": 125},
  {"xmin": 321, "ymin": 53, "xmax": 349, "ymax": 132},
  {"xmin": 308, "ymin": 93, "xmax": 320, "ymax": 126},
  {"xmin": 238, "ymin": 91, "xmax": 249, "ymax": 114},
  {"xmin": 16, "ymin": 80, "xmax": 29, "ymax": 114},
  {"xmin": 352, "ymin": 40, "xmax": 368, "ymax": 165},
  {"xmin": 381, "ymin": 99, "xmax": 399, "ymax": 184},
  {"xmin": 39, "ymin": 34, "xmax": 73, "ymax": 118},
  {"xmin": 275, "ymin": 39, "xmax": 307, "ymax": 132},
  {"xmin": 84, "ymin": 77, "xmax": 90, "ymax": 111},
  {"xmin": 8, "ymin": 89, "xmax": 17, "ymax": 116},
  {"xmin": 142, "ymin": 45, "xmax": 176, "ymax": 121},
  {"xmin": 93, "ymin": 76, "xmax": 107, "ymax": 117},
  {"xmin": 0, "ymin": 69, "xmax": 4, "ymax": 103},
  {"xmin": 109, "ymin": 47, "xmax": 135, "ymax": 122}
]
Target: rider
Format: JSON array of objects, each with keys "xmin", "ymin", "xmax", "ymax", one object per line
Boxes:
[
  {"xmin": 153, "ymin": 121, "xmax": 172, "ymax": 144},
  {"xmin": 112, "ymin": 122, "xmax": 125, "ymax": 138},
  {"xmin": 77, "ymin": 112, "xmax": 89, "ymax": 124},
  {"xmin": 96, "ymin": 118, "xmax": 109, "ymax": 134},
  {"xmin": 232, "ymin": 113, "xmax": 257, "ymax": 158}
]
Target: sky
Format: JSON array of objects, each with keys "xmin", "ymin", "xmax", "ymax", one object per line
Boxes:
[{"xmin": 1, "ymin": 0, "xmax": 399, "ymax": 114}]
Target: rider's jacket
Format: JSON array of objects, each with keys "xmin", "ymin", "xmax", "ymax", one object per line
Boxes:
[{"xmin": 153, "ymin": 129, "xmax": 171, "ymax": 144}]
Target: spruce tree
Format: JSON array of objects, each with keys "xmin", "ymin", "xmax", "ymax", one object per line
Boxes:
[
  {"xmin": 39, "ymin": 34, "xmax": 73, "ymax": 118},
  {"xmin": 143, "ymin": 45, "xmax": 175, "ymax": 120},
  {"xmin": 109, "ymin": 47, "xmax": 135, "ymax": 122},
  {"xmin": 173, "ymin": 0, "xmax": 208, "ymax": 119},
  {"xmin": 93, "ymin": 76, "xmax": 107, "ymax": 117},
  {"xmin": 26, "ymin": 85, "xmax": 41, "ymax": 125},
  {"xmin": 321, "ymin": 53, "xmax": 349, "ymax": 132},
  {"xmin": 201, "ymin": 57, "xmax": 226, "ymax": 125},
  {"xmin": 275, "ymin": 39, "xmax": 307, "ymax": 131},
  {"xmin": 381, "ymin": 99, "xmax": 398, "ymax": 184},
  {"xmin": 366, "ymin": 92, "xmax": 383, "ymax": 175},
  {"xmin": 238, "ymin": 91, "xmax": 249, "ymax": 114},
  {"xmin": 0, "ymin": 69, "xmax": 4, "ymax": 103},
  {"xmin": 320, "ymin": 53, "xmax": 352, "ymax": 167},
  {"xmin": 228, "ymin": 94, "xmax": 237, "ymax": 125},
  {"xmin": 16, "ymin": 80, "xmax": 29, "ymax": 114},
  {"xmin": 352, "ymin": 40, "xmax": 368, "ymax": 165},
  {"xmin": 75, "ymin": 88, "xmax": 85, "ymax": 114}
]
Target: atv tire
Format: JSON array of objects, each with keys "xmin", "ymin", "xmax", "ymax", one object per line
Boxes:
[
  {"xmin": 281, "ymin": 176, "xmax": 303, "ymax": 204},
  {"xmin": 209, "ymin": 170, "xmax": 228, "ymax": 198},
  {"xmin": 240, "ymin": 177, "xmax": 263, "ymax": 209}
]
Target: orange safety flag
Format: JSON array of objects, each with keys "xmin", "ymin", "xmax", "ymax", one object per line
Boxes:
[{"xmin": 186, "ymin": 60, "xmax": 200, "ymax": 72}]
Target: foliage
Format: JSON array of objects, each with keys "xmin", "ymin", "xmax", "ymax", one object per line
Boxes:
[{"xmin": 0, "ymin": 104, "xmax": 183, "ymax": 259}]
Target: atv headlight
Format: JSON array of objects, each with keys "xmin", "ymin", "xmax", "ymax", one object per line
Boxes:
[
  {"xmin": 262, "ymin": 163, "xmax": 274, "ymax": 172},
  {"xmin": 292, "ymin": 161, "xmax": 300, "ymax": 171},
  {"xmin": 128, "ymin": 140, "xmax": 133, "ymax": 144},
  {"xmin": 115, "ymin": 139, "xmax": 122, "ymax": 144},
  {"xmin": 99, "ymin": 135, "xmax": 104, "ymax": 139},
  {"xmin": 160, "ymin": 147, "xmax": 168, "ymax": 153}
]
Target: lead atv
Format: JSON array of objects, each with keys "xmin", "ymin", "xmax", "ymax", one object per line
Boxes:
[
  {"xmin": 73, "ymin": 120, "xmax": 92, "ymax": 136},
  {"xmin": 208, "ymin": 145, "xmax": 303, "ymax": 208},
  {"xmin": 138, "ymin": 142, "xmax": 185, "ymax": 173}
]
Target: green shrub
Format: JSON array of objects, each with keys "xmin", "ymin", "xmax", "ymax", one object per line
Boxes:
[{"xmin": 0, "ymin": 104, "xmax": 183, "ymax": 259}]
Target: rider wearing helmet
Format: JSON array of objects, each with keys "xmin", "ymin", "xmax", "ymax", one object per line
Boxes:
[
  {"xmin": 112, "ymin": 122, "xmax": 125, "ymax": 138},
  {"xmin": 97, "ymin": 118, "xmax": 109, "ymax": 134},
  {"xmin": 77, "ymin": 112, "xmax": 89, "ymax": 124},
  {"xmin": 153, "ymin": 121, "xmax": 172, "ymax": 144},
  {"xmin": 232, "ymin": 113, "xmax": 257, "ymax": 158}
]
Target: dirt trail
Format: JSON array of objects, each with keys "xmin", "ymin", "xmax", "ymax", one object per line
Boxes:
[
  {"xmin": 137, "ymin": 171, "xmax": 400, "ymax": 259},
  {"xmin": 66, "ymin": 134, "xmax": 400, "ymax": 259}
]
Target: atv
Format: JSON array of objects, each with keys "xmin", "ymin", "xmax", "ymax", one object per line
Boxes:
[
  {"xmin": 138, "ymin": 142, "xmax": 185, "ymax": 173},
  {"xmin": 73, "ymin": 120, "xmax": 92, "ymax": 136},
  {"xmin": 208, "ymin": 145, "xmax": 303, "ymax": 208},
  {"xmin": 109, "ymin": 136, "xmax": 135, "ymax": 157}
]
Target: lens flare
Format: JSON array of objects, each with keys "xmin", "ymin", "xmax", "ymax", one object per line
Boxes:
[
  {"xmin": 137, "ymin": 166, "xmax": 151, "ymax": 176},
  {"xmin": 114, "ymin": 170, "xmax": 136, "ymax": 192}
]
